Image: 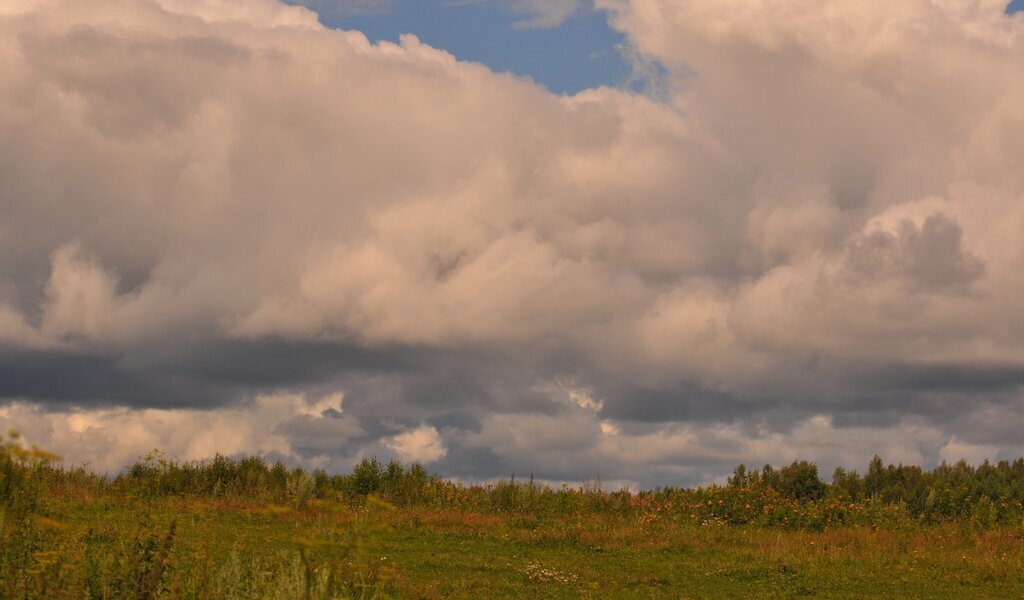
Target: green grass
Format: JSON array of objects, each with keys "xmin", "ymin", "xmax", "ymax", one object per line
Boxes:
[
  {"xmin": 7, "ymin": 493, "xmax": 1024, "ymax": 598},
  {"xmin": 4, "ymin": 438, "xmax": 1024, "ymax": 598}
]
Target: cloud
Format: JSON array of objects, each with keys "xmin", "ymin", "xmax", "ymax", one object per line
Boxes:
[
  {"xmin": 505, "ymin": 0, "xmax": 587, "ymax": 29},
  {"xmin": 385, "ymin": 424, "xmax": 447, "ymax": 463},
  {"xmin": 286, "ymin": 0, "xmax": 396, "ymax": 18},
  {"xmin": 0, "ymin": 0, "xmax": 1023, "ymax": 484},
  {"xmin": 447, "ymin": 0, "xmax": 588, "ymax": 29},
  {"xmin": 0, "ymin": 392, "xmax": 367, "ymax": 473}
]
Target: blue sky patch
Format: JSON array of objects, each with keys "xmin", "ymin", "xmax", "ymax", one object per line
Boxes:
[{"xmin": 295, "ymin": 0, "xmax": 632, "ymax": 95}]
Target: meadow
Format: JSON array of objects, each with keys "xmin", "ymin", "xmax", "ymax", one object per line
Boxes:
[{"xmin": 3, "ymin": 432, "xmax": 1024, "ymax": 598}]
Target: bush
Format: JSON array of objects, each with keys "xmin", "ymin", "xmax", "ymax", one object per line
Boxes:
[{"xmin": 286, "ymin": 469, "xmax": 315, "ymax": 509}]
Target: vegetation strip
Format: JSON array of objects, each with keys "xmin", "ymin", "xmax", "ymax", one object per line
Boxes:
[{"xmin": 3, "ymin": 433, "xmax": 1024, "ymax": 598}]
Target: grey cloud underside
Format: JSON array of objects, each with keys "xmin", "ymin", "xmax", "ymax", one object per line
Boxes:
[
  {"xmin": 1, "ymin": 0, "xmax": 1024, "ymax": 485},
  {"xmin": 8, "ymin": 324, "xmax": 1020, "ymax": 416},
  {"xmin": 0, "ymin": 339, "xmax": 417, "ymax": 406}
]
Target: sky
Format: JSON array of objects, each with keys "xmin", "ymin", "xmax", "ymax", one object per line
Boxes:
[
  {"xmin": 301, "ymin": 0, "xmax": 1024, "ymax": 94},
  {"xmin": 292, "ymin": 0, "xmax": 635, "ymax": 95},
  {"xmin": 1, "ymin": 0, "xmax": 1024, "ymax": 488}
]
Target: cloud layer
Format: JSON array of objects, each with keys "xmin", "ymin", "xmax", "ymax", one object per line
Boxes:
[{"xmin": 1, "ymin": 0, "xmax": 1023, "ymax": 486}]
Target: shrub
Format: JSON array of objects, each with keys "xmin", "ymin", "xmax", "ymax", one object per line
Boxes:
[{"xmin": 287, "ymin": 469, "xmax": 315, "ymax": 509}]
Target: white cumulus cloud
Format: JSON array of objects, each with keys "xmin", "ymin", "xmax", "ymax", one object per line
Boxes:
[{"xmin": 0, "ymin": 0, "xmax": 1023, "ymax": 484}]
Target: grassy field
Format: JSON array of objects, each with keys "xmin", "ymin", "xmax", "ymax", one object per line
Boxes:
[
  {"xmin": 4, "ymin": 438, "xmax": 1024, "ymax": 598},
  {"xmin": 9, "ymin": 494, "xmax": 1024, "ymax": 598}
]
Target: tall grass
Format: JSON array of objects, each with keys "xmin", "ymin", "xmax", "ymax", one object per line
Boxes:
[{"xmin": 4, "ymin": 430, "xmax": 1024, "ymax": 597}]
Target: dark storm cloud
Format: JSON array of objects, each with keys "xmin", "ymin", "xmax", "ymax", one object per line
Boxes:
[
  {"xmin": 0, "ymin": 339, "xmax": 422, "ymax": 408},
  {"xmin": 149, "ymin": 338, "xmax": 421, "ymax": 387},
  {"xmin": 599, "ymin": 382, "xmax": 740, "ymax": 424},
  {"xmin": 866, "ymin": 362, "xmax": 1024, "ymax": 395},
  {"xmin": 0, "ymin": 347, "xmax": 223, "ymax": 407}
]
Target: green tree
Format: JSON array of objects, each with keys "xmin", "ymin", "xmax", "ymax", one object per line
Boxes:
[{"xmin": 779, "ymin": 460, "xmax": 825, "ymax": 501}]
